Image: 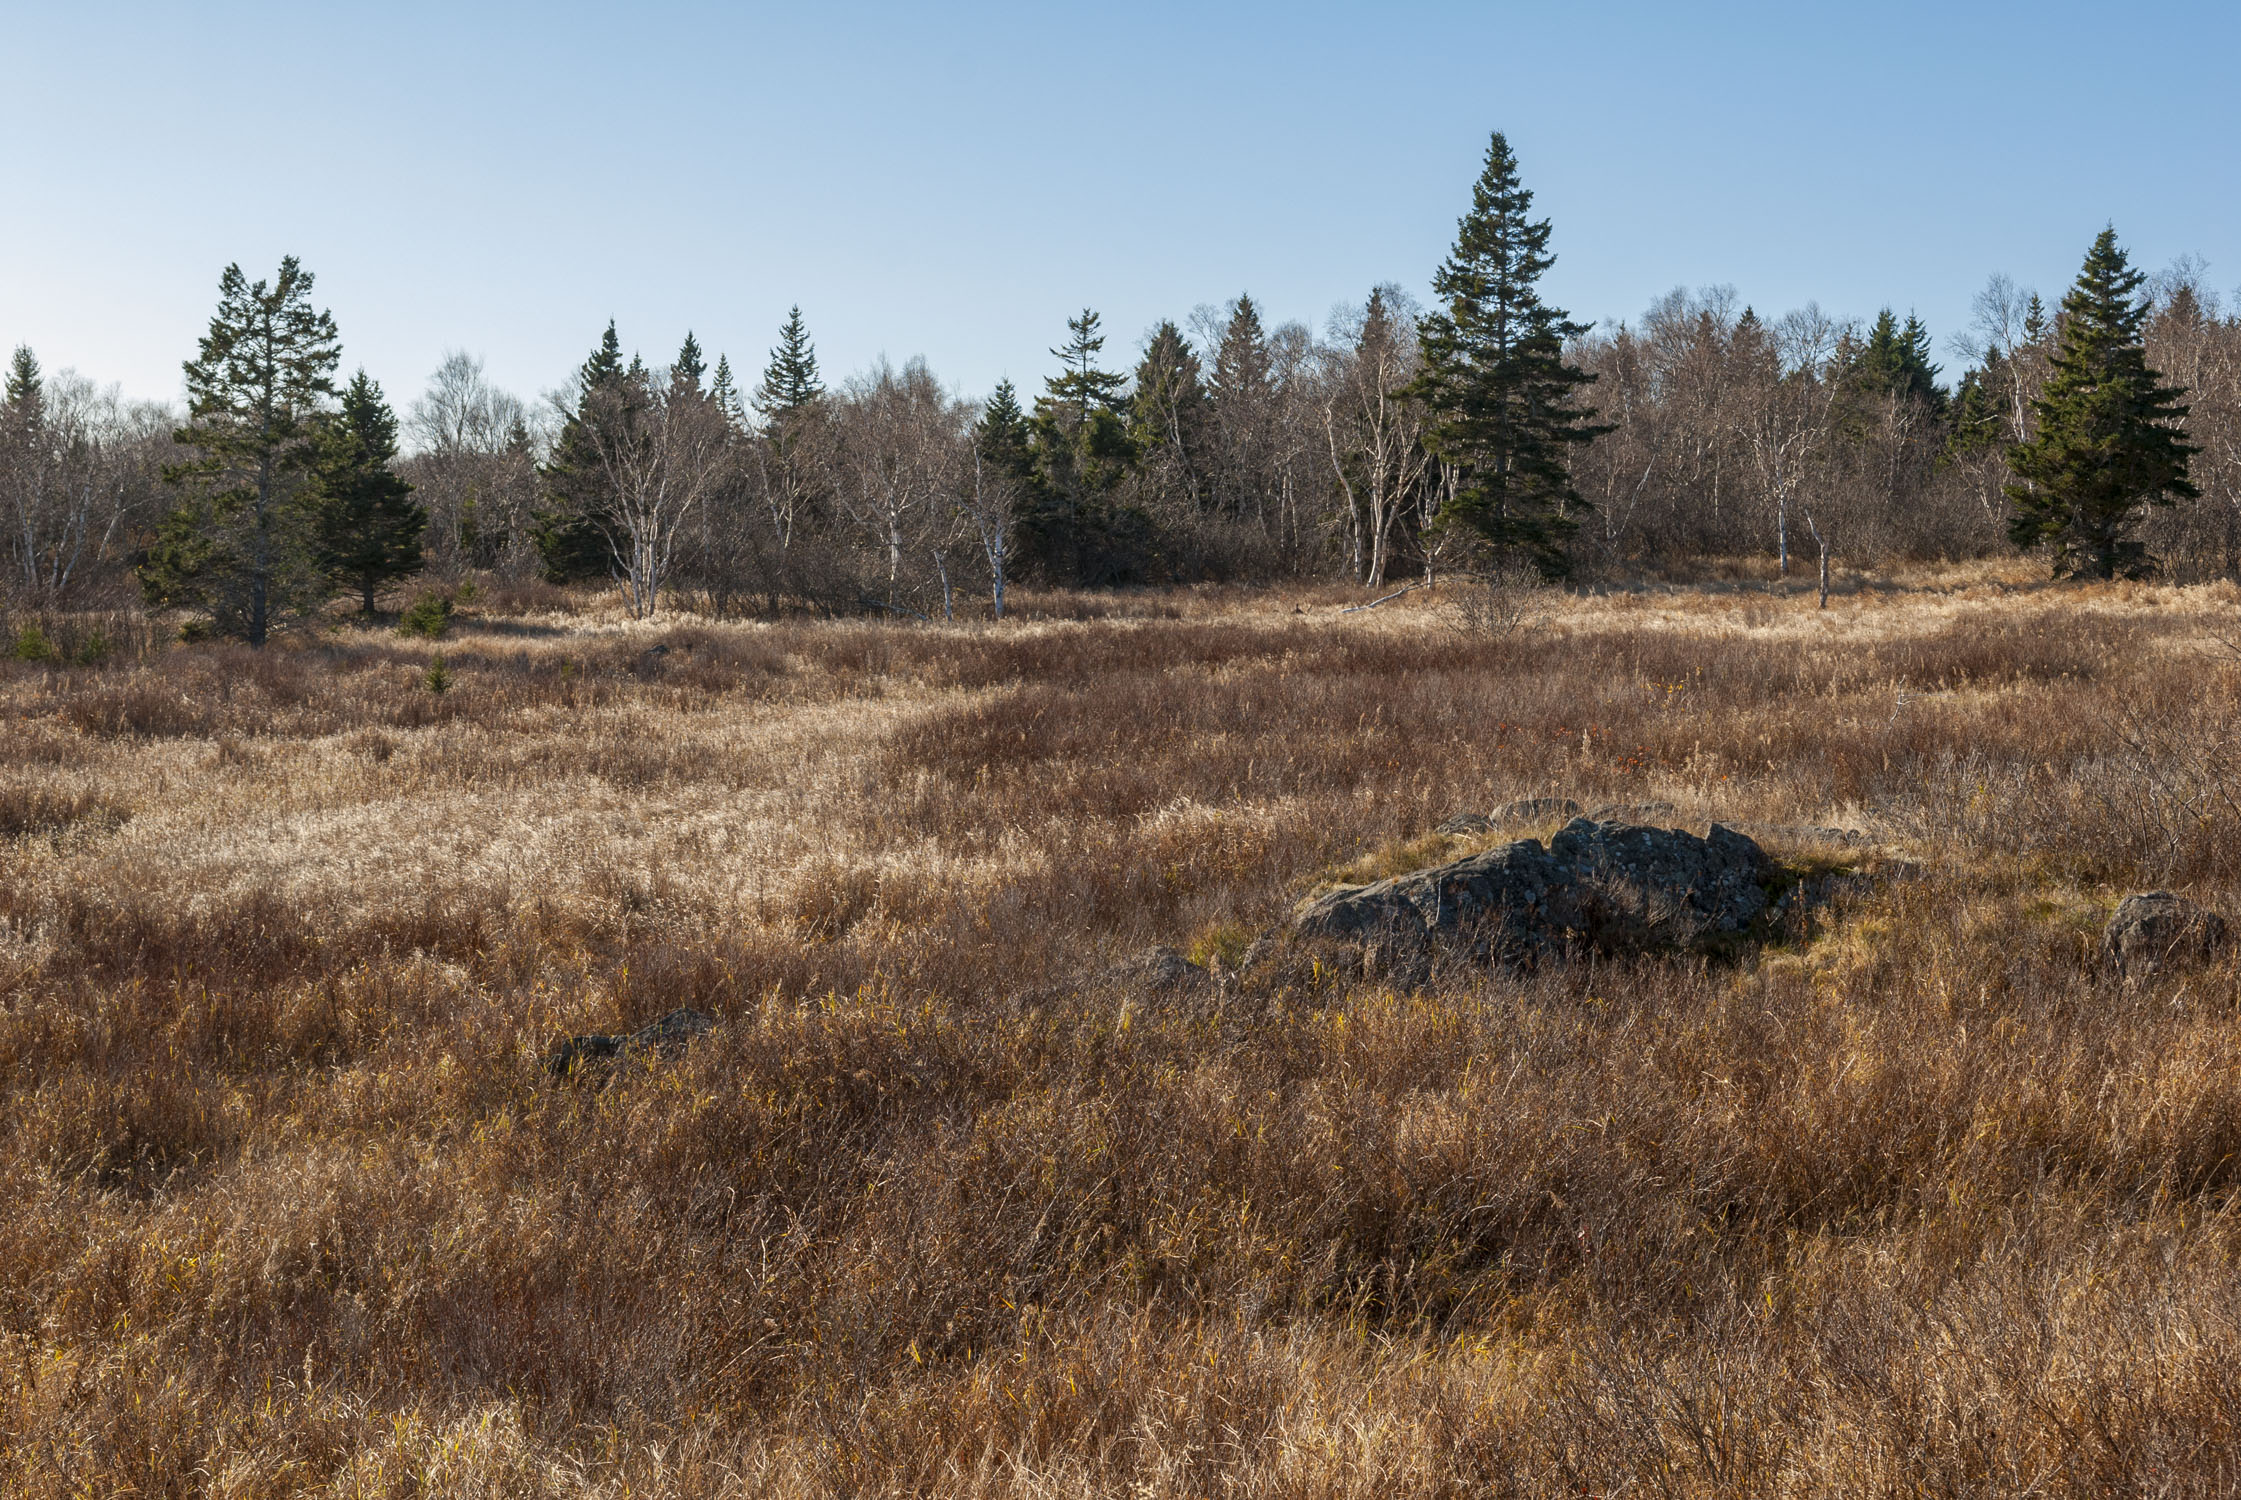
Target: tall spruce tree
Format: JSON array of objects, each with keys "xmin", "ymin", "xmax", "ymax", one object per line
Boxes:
[
  {"xmin": 673, "ymin": 331, "xmax": 707, "ymax": 392},
  {"xmin": 316, "ymin": 371, "xmax": 424, "ymax": 614},
  {"xmin": 1130, "ymin": 321, "xmax": 1207, "ymax": 509},
  {"xmin": 4, "ymin": 346, "xmax": 40, "ymax": 418},
  {"xmin": 141, "ymin": 257, "xmax": 341, "ymax": 643},
  {"xmin": 2005, "ymin": 227, "xmax": 2198, "ymax": 579},
  {"xmin": 1851, "ymin": 308, "xmax": 1945, "ymax": 411},
  {"xmin": 754, "ymin": 306, "xmax": 824, "ymax": 424},
  {"xmin": 535, "ymin": 322, "xmax": 638, "ymax": 583},
  {"xmin": 1042, "ymin": 309, "xmax": 1129, "ymax": 423},
  {"xmin": 1025, "ymin": 311, "xmax": 1143, "ymax": 582},
  {"xmin": 710, "ymin": 354, "xmax": 746, "ymax": 429},
  {"xmin": 976, "ymin": 379, "xmax": 1037, "ymax": 483},
  {"xmin": 1408, "ymin": 132, "xmax": 1607, "ymax": 575}
]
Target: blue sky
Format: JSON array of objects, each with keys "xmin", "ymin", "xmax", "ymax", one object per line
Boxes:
[{"xmin": 6, "ymin": 1, "xmax": 2236, "ymax": 415}]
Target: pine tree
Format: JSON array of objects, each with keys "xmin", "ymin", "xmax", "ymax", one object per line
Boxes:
[
  {"xmin": 1130, "ymin": 321, "xmax": 1207, "ymax": 509},
  {"xmin": 536, "ymin": 322, "xmax": 640, "ymax": 583},
  {"xmin": 976, "ymin": 379, "xmax": 1037, "ymax": 481},
  {"xmin": 673, "ymin": 331, "xmax": 707, "ymax": 393},
  {"xmin": 142, "ymin": 258, "xmax": 341, "ymax": 643},
  {"xmin": 1042, "ymin": 309, "xmax": 1128, "ymax": 423},
  {"xmin": 4, "ymin": 346, "xmax": 41, "ymax": 419},
  {"xmin": 1850, "ymin": 308, "xmax": 1944, "ymax": 411},
  {"xmin": 754, "ymin": 306, "xmax": 824, "ymax": 424},
  {"xmin": 314, "ymin": 372, "xmax": 425, "ymax": 614},
  {"xmin": 1027, "ymin": 312, "xmax": 1145, "ymax": 582},
  {"xmin": 2005, "ymin": 227, "xmax": 2198, "ymax": 579},
  {"xmin": 1407, "ymin": 132, "xmax": 1608, "ymax": 575},
  {"xmin": 710, "ymin": 354, "xmax": 747, "ymax": 429}
]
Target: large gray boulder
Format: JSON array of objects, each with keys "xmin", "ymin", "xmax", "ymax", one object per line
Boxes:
[
  {"xmin": 1293, "ymin": 818, "xmax": 1769, "ymax": 963},
  {"xmin": 2104, "ymin": 892, "xmax": 2230, "ymax": 974}
]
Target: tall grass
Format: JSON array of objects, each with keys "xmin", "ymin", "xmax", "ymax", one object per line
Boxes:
[{"xmin": 4, "ymin": 575, "xmax": 2241, "ymax": 1495}]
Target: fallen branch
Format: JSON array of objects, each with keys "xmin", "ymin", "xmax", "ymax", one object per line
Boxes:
[{"xmin": 1340, "ymin": 581, "xmax": 1432, "ymax": 614}]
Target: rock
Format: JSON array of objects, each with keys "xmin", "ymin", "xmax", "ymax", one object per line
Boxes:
[
  {"xmin": 2104, "ymin": 892, "xmax": 2230, "ymax": 973},
  {"xmin": 1585, "ymin": 800, "xmax": 1679, "ymax": 826},
  {"xmin": 545, "ymin": 1007, "xmax": 716, "ymax": 1079},
  {"xmin": 1104, "ymin": 944, "xmax": 1209, "ymax": 993},
  {"xmin": 1727, "ymin": 821, "xmax": 1873, "ymax": 849},
  {"xmin": 1494, "ymin": 797, "xmax": 1582, "ymax": 825},
  {"xmin": 1293, "ymin": 818, "xmax": 1768, "ymax": 964},
  {"xmin": 1435, "ymin": 813, "xmax": 1496, "ymax": 835}
]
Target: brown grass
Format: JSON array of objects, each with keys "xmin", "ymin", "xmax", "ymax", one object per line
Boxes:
[{"xmin": 6, "ymin": 572, "xmax": 2241, "ymax": 1494}]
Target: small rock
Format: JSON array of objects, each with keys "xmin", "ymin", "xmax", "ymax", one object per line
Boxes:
[
  {"xmin": 1585, "ymin": 800, "xmax": 1679, "ymax": 825},
  {"xmin": 544, "ymin": 1007, "xmax": 716, "ymax": 1079},
  {"xmin": 1493, "ymin": 797, "xmax": 1582, "ymax": 825},
  {"xmin": 2104, "ymin": 893, "xmax": 2230, "ymax": 974},
  {"xmin": 1103, "ymin": 944, "xmax": 1210, "ymax": 994}
]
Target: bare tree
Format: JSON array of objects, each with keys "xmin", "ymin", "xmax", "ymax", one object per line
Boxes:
[
  {"xmin": 405, "ymin": 352, "xmax": 538, "ymax": 577},
  {"xmin": 1323, "ymin": 287, "xmax": 1430, "ymax": 586},
  {"xmin": 1745, "ymin": 305, "xmax": 1845, "ymax": 578},
  {"xmin": 1, "ymin": 354, "xmax": 173, "ymax": 607},
  {"xmin": 829, "ymin": 359, "xmax": 971, "ymax": 612},
  {"xmin": 568, "ymin": 363, "xmax": 735, "ymax": 618}
]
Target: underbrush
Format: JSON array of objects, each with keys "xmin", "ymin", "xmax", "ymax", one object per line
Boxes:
[{"xmin": 5, "ymin": 579, "xmax": 2241, "ymax": 1495}]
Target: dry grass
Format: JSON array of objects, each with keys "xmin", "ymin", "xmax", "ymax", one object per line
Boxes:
[{"xmin": 7, "ymin": 571, "xmax": 2241, "ymax": 1495}]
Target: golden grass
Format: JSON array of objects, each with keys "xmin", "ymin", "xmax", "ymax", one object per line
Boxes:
[{"xmin": 7, "ymin": 570, "xmax": 2241, "ymax": 1494}]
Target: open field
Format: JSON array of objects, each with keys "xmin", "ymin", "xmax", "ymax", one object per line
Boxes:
[{"xmin": 8, "ymin": 573, "xmax": 2241, "ymax": 1495}]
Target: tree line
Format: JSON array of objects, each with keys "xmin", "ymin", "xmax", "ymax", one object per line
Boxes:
[{"xmin": 2, "ymin": 133, "xmax": 2231, "ymax": 638}]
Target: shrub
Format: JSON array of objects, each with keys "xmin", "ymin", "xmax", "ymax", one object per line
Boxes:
[
  {"xmin": 399, "ymin": 592, "xmax": 455, "ymax": 640},
  {"xmin": 11, "ymin": 623, "xmax": 57, "ymax": 662}
]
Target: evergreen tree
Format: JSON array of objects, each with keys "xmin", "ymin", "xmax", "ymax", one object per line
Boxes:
[
  {"xmin": 1850, "ymin": 308, "xmax": 1944, "ymax": 411},
  {"xmin": 673, "ymin": 331, "xmax": 707, "ymax": 393},
  {"xmin": 754, "ymin": 306, "xmax": 824, "ymax": 424},
  {"xmin": 1945, "ymin": 366, "xmax": 2004, "ymax": 459},
  {"xmin": 1130, "ymin": 321, "xmax": 1207, "ymax": 509},
  {"xmin": 976, "ymin": 379, "xmax": 1037, "ymax": 482},
  {"xmin": 1026, "ymin": 312, "xmax": 1147, "ymax": 582},
  {"xmin": 1209, "ymin": 296, "xmax": 1272, "ymax": 413},
  {"xmin": 1042, "ymin": 309, "xmax": 1128, "ymax": 423},
  {"xmin": 536, "ymin": 322, "xmax": 639, "ymax": 583},
  {"xmin": 710, "ymin": 354, "xmax": 747, "ymax": 429},
  {"xmin": 2005, "ymin": 227, "xmax": 2198, "ymax": 579},
  {"xmin": 4, "ymin": 346, "xmax": 40, "ymax": 419},
  {"xmin": 1407, "ymin": 132, "xmax": 1608, "ymax": 575},
  {"xmin": 315, "ymin": 371, "xmax": 425, "ymax": 614},
  {"xmin": 141, "ymin": 257, "xmax": 341, "ymax": 643}
]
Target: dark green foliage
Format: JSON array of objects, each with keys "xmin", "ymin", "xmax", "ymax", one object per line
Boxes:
[
  {"xmin": 2005, "ymin": 228, "xmax": 2199, "ymax": 579},
  {"xmin": 673, "ymin": 332, "xmax": 707, "ymax": 393},
  {"xmin": 710, "ymin": 354, "xmax": 746, "ymax": 428},
  {"xmin": 1945, "ymin": 367, "xmax": 2005, "ymax": 460},
  {"xmin": 976, "ymin": 380, "xmax": 1036, "ymax": 482},
  {"xmin": 11, "ymin": 623, "xmax": 55, "ymax": 662},
  {"xmin": 4, "ymin": 346, "xmax": 40, "ymax": 417},
  {"xmin": 423, "ymin": 653, "xmax": 451, "ymax": 694},
  {"xmin": 1042, "ymin": 309, "xmax": 1129, "ymax": 423},
  {"xmin": 141, "ymin": 258, "xmax": 341, "ymax": 644},
  {"xmin": 398, "ymin": 590, "xmax": 454, "ymax": 639},
  {"xmin": 315, "ymin": 371, "xmax": 424, "ymax": 614},
  {"xmin": 1130, "ymin": 321, "xmax": 1207, "ymax": 457},
  {"xmin": 1024, "ymin": 311, "xmax": 1149, "ymax": 583},
  {"xmin": 1409, "ymin": 133, "xmax": 1608, "ymax": 576},
  {"xmin": 1130, "ymin": 321, "xmax": 1208, "ymax": 511},
  {"xmin": 1850, "ymin": 309, "xmax": 1946, "ymax": 412},
  {"xmin": 535, "ymin": 323, "xmax": 638, "ymax": 584},
  {"xmin": 754, "ymin": 306, "xmax": 824, "ymax": 424}
]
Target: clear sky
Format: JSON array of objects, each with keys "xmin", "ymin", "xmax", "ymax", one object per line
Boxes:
[{"xmin": 6, "ymin": 1, "xmax": 2236, "ymax": 419}]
